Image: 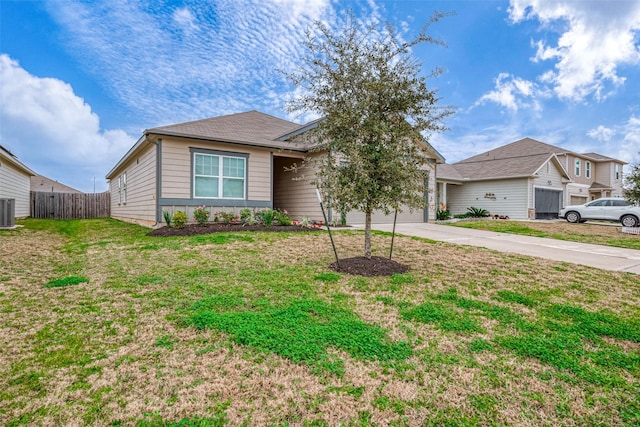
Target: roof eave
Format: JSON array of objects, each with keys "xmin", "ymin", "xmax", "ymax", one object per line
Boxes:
[
  {"xmin": 106, "ymin": 135, "xmax": 148, "ymax": 179},
  {"xmin": 146, "ymin": 130, "xmax": 311, "ymax": 153},
  {"xmin": 0, "ymin": 150, "xmax": 37, "ymax": 176}
]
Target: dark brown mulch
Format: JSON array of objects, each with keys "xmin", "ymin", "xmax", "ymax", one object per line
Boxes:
[
  {"xmin": 147, "ymin": 223, "xmax": 320, "ymax": 237},
  {"xmin": 329, "ymin": 256, "xmax": 409, "ymax": 277}
]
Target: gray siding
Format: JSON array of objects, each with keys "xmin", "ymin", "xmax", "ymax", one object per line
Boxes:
[
  {"xmin": 0, "ymin": 160, "xmax": 31, "ymax": 218},
  {"xmin": 447, "ymin": 178, "xmax": 529, "ymax": 219}
]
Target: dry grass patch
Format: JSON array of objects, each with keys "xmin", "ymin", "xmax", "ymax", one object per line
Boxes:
[{"xmin": 0, "ymin": 219, "xmax": 638, "ymax": 426}]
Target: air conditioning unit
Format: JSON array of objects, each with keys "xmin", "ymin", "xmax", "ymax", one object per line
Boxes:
[{"xmin": 0, "ymin": 199, "xmax": 15, "ymax": 228}]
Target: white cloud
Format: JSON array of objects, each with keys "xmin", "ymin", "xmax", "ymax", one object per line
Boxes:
[
  {"xmin": 172, "ymin": 7, "xmax": 199, "ymax": 33},
  {"xmin": 0, "ymin": 54, "xmax": 133, "ymax": 192},
  {"xmin": 586, "ymin": 125, "xmax": 615, "ymax": 142},
  {"xmin": 475, "ymin": 73, "xmax": 541, "ymax": 111},
  {"xmin": 42, "ymin": 0, "xmax": 338, "ymax": 125},
  {"xmin": 509, "ymin": 0, "xmax": 640, "ymax": 102},
  {"xmin": 623, "ymin": 116, "xmax": 640, "ymax": 145}
]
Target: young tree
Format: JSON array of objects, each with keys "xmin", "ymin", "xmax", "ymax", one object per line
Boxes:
[
  {"xmin": 286, "ymin": 12, "xmax": 452, "ymax": 259},
  {"xmin": 624, "ymin": 162, "xmax": 640, "ymax": 204}
]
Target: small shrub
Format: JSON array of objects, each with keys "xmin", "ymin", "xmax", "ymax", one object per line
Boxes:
[
  {"xmin": 173, "ymin": 211, "xmax": 187, "ymax": 228},
  {"xmin": 300, "ymin": 216, "xmax": 313, "ymax": 228},
  {"xmin": 241, "ymin": 209, "xmax": 260, "ymax": 226},
  {"xmin": 467, "ymin": 207, "xmax": 490, "ymax": 218},
  {"xmin": 239, "ymin": 208, "xmax": 252, "ymax": 222},
  {"xmin": 275, "ymin": 209, "xmax": 292, "ymax": 226},
  {"xmin": 259, "ymin": 209, "xmax": 277, "ymax": 227},
  {"xmin": 214, "ymin": 211, "xmax": 239, "ymax": 224},
  {"xmin": 193, "ymin": 206, "xmax": 210, "ymax": 225},
  {"xmin": 436, "ymin": 209, "xmax": 450, "ymax": 220},
  {"xmin": 162, "ymin": 210, "xmax": 173, "ymax": 227},
  {"xmin": 454, "ymin": 213, "xmax": 470, "ymax": 219}
]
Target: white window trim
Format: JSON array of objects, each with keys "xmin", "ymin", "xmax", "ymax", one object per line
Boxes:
[
  {"xmin": 615, "ymin": 164, "xmax": 620, "ymax": 180},
  {"xmin": 193, "ymin": 152, "xmax": 246, "ymax": 199},
  {"xmin": 575, "ymin": 159, "xmax": 581, "ymax": 177},
  {"xmin": 122, "ymin": 172, "xmax": 127, "ymax": 204},
  {"xmin": 117, "ymin": 176, "xmax": 121, "ymax": 205},
  {"xmin": 585, "ymin": 161, "xmax": 591, "ymax": 179}
]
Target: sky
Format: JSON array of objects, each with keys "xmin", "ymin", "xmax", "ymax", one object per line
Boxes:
[{"xmin": 1, "ymin": 0, "xmax": 639, "ymax": 193}]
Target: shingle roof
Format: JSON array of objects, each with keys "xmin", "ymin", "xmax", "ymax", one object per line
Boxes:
[
  {"xmin": 458, "ymin": 138, "xmax": 570, "ymax": 164},
  {"xmin": 441, "ymin": 137, "xmax": 627, "ymax": 182},
  {"xmin": 454, "ymin": 152, "xmax": 556, "ymax": 180},
  {"xmin": 446, "ymin": 138, "xmax": 567, "ymax": 180},
  {"xmin": 436, "ymin": 163, "xmax": 465, "ymax": 181},
  {"xmin": 589, "ymin": 181, "xmax": 612, "ymax": 190},
  {"xmin": 147, "ymin": 110, "xmax": 309, "ymax": 151},
  {"xmin": 31, "ymin": 174, "xmax": 82, "ymax": 193},
  {"xmin": 581, "ymin": 152, "xmax": 618, "ymax": 162}
]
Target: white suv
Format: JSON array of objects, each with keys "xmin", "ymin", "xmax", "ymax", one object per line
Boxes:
[{"xmin": 560, "ymin": 198, "xmax": 640, "ymax": 227}]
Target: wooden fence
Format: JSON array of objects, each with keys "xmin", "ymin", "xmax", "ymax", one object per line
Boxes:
[{"xmin": 30, "ymin": 191, "xmax": 111, "ymax": 219}]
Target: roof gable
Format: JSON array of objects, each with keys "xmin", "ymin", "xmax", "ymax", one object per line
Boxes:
[
  {"xmin": 458, "ymin": 138, "xmax": 570, "ymax": 164},
  {"xmin": 442, "ymin": 137, "xmax": 621, "ymax": 182}
]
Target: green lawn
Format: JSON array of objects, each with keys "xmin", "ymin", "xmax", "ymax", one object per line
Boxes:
[
  {"xmin": 0, "ymin": 218, "xmax": 638, "ymax": 426},
  {"xmin": 446, "ymin": 219, "xmax": 640, "ymax": 250}
]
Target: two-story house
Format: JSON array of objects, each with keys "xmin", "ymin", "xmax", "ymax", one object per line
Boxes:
[
  {"xmin": 556, "ymin": 152, "xmax": 625, "ymax": 204},
  {"xmin": 436, "ymin": 138, "xmax": 627, "ymax": 220}
]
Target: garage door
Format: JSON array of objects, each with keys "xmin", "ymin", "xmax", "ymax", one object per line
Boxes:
[
  {"xmin": 535, "ymin": 188, "xmax": 562, "ymax": 219},
  {"xmin": 346, "ymin": 207, "xmax": 426, "ymax": 224}
]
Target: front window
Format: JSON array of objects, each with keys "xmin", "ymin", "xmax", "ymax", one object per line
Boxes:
[
  {"xmin": 585, "ymin": 161, "xmax": 591, "ymax": 179},
  {"xmin": 194, "ymin": 152, "xmax": 246, "ymax": 199},
  {"xmin": 615, "ymin": 164, "xmax": 620, "ymax": 180},
  {"xmin": 575, "ymin": 159, "xmax": 581, "ymax": 176}
]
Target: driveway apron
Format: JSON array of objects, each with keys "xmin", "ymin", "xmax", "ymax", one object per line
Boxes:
[{"xmin": 352, "ymin": 223, "xmax": 640, "ymax": 275}]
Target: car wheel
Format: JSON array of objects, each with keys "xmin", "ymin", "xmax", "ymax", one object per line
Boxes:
[
  {"xmin": 621, "ymin": 215, "xmax": 639, "ymax": 227},
  {"xmin": 565, "ymin": 211, "xmax": 581, "ymax": 223}
]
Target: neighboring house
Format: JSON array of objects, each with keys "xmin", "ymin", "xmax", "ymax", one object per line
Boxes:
[
  {"xmin": 0, "ymin": 144, "xmax": 36, "ymax": 219},
  {"xmin": 436, "ymin": 138, "xmax": 626, "ymax": 220},
  {"xmin": 30, "ymin": 174, "xmax": 82, "ymax": 193},
  {"xmin": 106, "ymin": 110, "xmax": 443, "ymax": 227}
]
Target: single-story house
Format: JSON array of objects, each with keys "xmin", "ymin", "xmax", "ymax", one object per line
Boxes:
[
  {"xmin": 436, "ymin": 138, "xmax": 626, "ymax": 219},
  {"xmin": 0, "ymin": 144, "xmax": 36, "ymax": 220},
  {"xmin": 106, "ymin": 110, "xmax": 443, "ymax": 227}
]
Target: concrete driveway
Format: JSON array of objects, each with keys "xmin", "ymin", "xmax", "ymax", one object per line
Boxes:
[{"xmin": 354, "ymin": 223, "xmax": 640, "ymax": 275}]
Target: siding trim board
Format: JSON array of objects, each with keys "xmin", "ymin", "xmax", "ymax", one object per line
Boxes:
[
  {"xmin": 156, "ymin": 139, "xmax": 162, "ymax": 223},
  {"xmin": 159, "ymin": 198, "xmax": 271, "ymax": 208}
]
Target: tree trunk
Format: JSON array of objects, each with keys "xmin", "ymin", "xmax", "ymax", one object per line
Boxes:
[{"xmin": 364, "ymin": 210, "xmax": 372, "ymax": 259}]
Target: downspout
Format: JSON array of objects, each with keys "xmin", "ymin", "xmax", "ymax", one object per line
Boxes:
[{"xmin": 154, "ymin": 138, "xmax": 162, "ymax": 224}]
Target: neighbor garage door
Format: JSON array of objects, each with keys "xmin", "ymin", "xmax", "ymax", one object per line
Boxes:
[{"xmin": 535, "ymin": 188, "xmax": 562, "ymax": 219}]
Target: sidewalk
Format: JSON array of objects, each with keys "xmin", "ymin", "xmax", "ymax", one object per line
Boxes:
[{"xmin": 351, "ymin": 223, "xmax": 640, "ymax": 275}]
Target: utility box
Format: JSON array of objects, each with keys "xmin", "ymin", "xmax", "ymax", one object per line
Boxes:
[{"xmin": 0, "ymin": 199, "xmax": 15, "ymax": 228}]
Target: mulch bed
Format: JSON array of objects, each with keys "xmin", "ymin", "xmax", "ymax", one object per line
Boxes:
[
  {"xmin": 147, "ymin": 223, "xmax": 320, "ymax": 237},
  {"xmin": 330, "ymin": 256, "xmax": 409, "ymax": 276}
]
